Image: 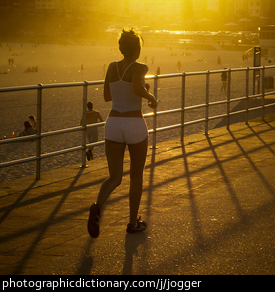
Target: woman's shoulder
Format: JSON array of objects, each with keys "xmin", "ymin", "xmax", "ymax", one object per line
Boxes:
[
  {"xmin": 108, "ymin": 61, "xmax": 117, "ymax": 69},
  {"xmin": 133, "ymin": 62, "xmax": 148, "ymax": 75}
]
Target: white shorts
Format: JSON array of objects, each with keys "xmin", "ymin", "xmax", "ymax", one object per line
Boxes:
[
  {"xmin": 105, "ymin": 117, "xmax": 148, "ymax": 144},
  {"xmin": 87, "ymin": 127, "xmax": 98, "ymax": 143}
]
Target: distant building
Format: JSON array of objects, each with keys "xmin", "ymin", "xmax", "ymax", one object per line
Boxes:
[
  {"xmin": 96, "ymin": 0, "xmax": 183, "ymax": 26},
  {"xmin": 35, "ymin": 0, "xmax": 59, "ymax": 11},
  {"xmin": 1, "ymin": 0, "xmax": 271, "ymax": 21},
  {"xmin": 248, "ymin": 0, "xmax": 261, "ymax": 17},
  {"xmin": 128, "ymin": 1, "xmax": 183, "ymax": 25},
  {"xmin": 0, "ymin": 0, "xmax": 35, "ymax": 12},
  {"xmin": 193, "ymin": 0, "xmax": 263, "ymax": 18},
  {"xmin": 34, "ymin": 0, "xmax": 98, "ymax": 13},
  {"xmin": 207, "ymin": 0, "xmax": 220, "ymax": 12},
  {"xmin": 234, "ymin": 0, "xmax": 262, "ymax": 17}
]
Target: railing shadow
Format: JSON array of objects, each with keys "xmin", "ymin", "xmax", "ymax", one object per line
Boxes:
[
  {"xmin": 205, "ymin": 136, "xmax": 248, "ymax": 223},
  {"xmin": 1, "ymin": 117, "xmax": 275, "ymax": 274},
  {"xmin": 11, "ymin": 167, "xmax": 85, "ymax": 274},
  {"xmin": 228, "ymin": 127, "xmax": 275, "ymax": 197},
  {"xmin": 120, "ymin": 118, "xmax": 275, "ymax": 274},
  {"xmin": 181, "ymin": 144, "xmax": 205, "ymax": 248},
  {"xmin": 0, "ymin": 180, "xmax": 38, "ymax": 224}
]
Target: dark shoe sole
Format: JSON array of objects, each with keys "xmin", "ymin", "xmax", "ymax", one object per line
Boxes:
[
  {"xmin": 86, "ymin": 151, "xmax": 91, "ymax": 161},
  {"xmin": 126, "ymin": 218, "xmax": 147, "ymax": 234},
  {"xmin": 87, "ymin": 203, "xmax": 100, "ymax": 238}
]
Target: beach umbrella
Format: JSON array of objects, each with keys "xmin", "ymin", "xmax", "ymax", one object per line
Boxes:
[
  {"xmin": 225, "ymin": 22, "xmax": 238, "ymax": 26},
  {"xmin": 198, "ymin": 18, "xmax": 212, "ymax": 22},
  {"xmin": 238, "ymin": 18, "xmax": 252, "ymax": 28},
  {"xmin": 238, "ymin": 18, "xmax": 252, "ymax": 22}
]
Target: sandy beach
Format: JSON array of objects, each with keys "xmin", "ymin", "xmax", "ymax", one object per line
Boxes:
[{"xmin": 1, "ymin": 41, "xmax": 274, "ymax": 182}]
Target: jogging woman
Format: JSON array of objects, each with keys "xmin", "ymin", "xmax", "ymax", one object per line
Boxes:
[{"xmin": 88, "ymin": 29, "xmax": 158, "ymax": 238}]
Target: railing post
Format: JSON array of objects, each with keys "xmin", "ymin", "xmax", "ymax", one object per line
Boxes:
[
  {"xmin": 245, "ymin": 67, "xmax": 249, "ymax": 125},
  {"xmin": 205, "ymin": 71, "xmax": 210, "ymax": 135},
  {"xmin": 81, "ymin": 81, "xmax": 88, "ymax": 168},
  {"xmin": 150, "ymin": 75, "xmax": 158, "ymax": 149},
  {"xmin": 181, "ymin": 72, "xmax": 186, "ymax": 143},
  {"xmin": 261, "ymin": 66, "xmax": 265, "ymax": 120},
  {"xmin": 36, "ymin": 84, "xmax": 42, "ymax": 180},
  {"xmin": 227, "ymin": 68, "xmax": 231, "ymax": 130}
]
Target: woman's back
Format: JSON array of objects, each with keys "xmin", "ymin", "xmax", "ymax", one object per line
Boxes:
[{"xmin": 108, "ymin": 61, "xmax": 143, "ymax": 113}]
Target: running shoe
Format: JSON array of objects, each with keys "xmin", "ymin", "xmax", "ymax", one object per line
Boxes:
[
  {"xmin": 87, "ymin": 203, "xmax": 100, "ymax": 238},
  {"xmin": 126, "ymin": 216, "xmax": 147, "ymax": 233}
]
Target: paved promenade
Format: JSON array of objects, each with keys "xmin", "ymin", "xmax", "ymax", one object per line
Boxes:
[{"xmin": 1, "ymin": 114, "xmax": 275, "ymax": 275}]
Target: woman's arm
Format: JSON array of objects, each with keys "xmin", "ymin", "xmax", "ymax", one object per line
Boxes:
[
  {"xmin": 104, "ymin": 64, "xmax": 112, "ymax": 102},
  {"xmin": 132, "ymin": 64, "xmax": 158, "ymax": 109}
]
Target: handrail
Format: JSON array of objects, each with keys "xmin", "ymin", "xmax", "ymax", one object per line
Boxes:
[{"xmin": 1, "ymin": 65, "xmax": 275, "ymax": 180}]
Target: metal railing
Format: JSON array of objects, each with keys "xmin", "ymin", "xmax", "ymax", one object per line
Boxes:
[{"xmin": 1, "ymin": 65, "xmax": 275, "ymax": 180}]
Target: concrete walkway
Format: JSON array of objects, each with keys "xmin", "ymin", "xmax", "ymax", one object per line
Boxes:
[{"xmin": 1, "ymin": 114, "xmax": 275, "ymax": 275}]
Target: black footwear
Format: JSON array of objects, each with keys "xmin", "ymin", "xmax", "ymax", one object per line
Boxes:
[
  {"xmin": 126, "ymin": 216, "xmax": 147, "ymax": 234},
  {"xmin": 87, "ymin": 203, "xmax": 100, "ymax": 238},
  {"xmin": 86, "ymin": 150, "xmax": 92, "ymax": 161}
]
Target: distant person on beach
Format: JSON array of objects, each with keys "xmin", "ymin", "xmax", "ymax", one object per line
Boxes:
[
  {"xmin": 143, "ymin": 55, "xmax": 147, "ymax": 64},
  {"xmin": 80, "ymin": 102, "xmax": 103, "ymax": 161},
  {"xmin": 177, "ymin": 60, "xmax": 181, "ymax": 72},
  {"xmin": 221, "ymin": 69, "xmax": 228, "ymax": 92},
  {"xmin": 19, "ymin": 121, "xmax": 36, "ymax": 137},
  {"xmin": 25, "ymin": 66, "xmax": 38, "ymax": 73},
  {"xmin": 28, "ymin": 115, "xmax": 37, "ymax": 133},
  {"xmin": 156, "ymin": 66, "xmax": 160, "ymax": 75},
  {"xmin": 87, "ymin": 28, "xmax": 158, "ymax": 238},
  {"xmin": 8, "ymin": 58, "xmax": 15, "ymax": 66},
  {"xmin": 243, "ymin": 53, "xmax": 248, "ymax": 62}
]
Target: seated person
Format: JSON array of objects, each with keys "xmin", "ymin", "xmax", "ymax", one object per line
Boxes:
[{"xmin": 19, "ymin": 121, "xmax": 36, "ymax": 136}]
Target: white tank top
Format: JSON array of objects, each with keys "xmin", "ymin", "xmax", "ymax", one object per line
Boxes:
[{"xmin": 109, "ymin": 62, "xmax": 142, "ymax": 113}]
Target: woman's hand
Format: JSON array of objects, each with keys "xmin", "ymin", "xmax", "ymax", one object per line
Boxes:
[
  {"xmin": 148, "ymin": 98, "xmax": 158, "ymax": 109},
  {"xmin": 145, "ymin": 83, "xmax": 158, "ymax": 108},
  {"xmin": 132, "ymin": 65, "xmax": 158, "ymax": 109}
]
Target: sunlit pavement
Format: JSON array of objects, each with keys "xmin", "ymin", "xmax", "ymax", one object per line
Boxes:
[{"xmin": 1, "ymin": 114, "xmax": 275, "ymax": 275}]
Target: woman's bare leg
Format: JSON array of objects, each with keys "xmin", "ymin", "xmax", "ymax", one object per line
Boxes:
[
  {"xmin": 96, "ymin": 139, "xmax": 126, "ymax": 209},
  {"xmin": 128, "ymin": 137, "xmax": 148, "ymax": 225}
]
